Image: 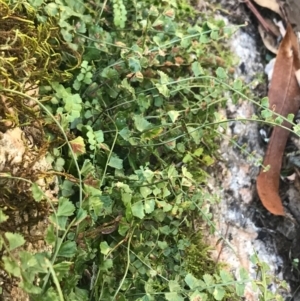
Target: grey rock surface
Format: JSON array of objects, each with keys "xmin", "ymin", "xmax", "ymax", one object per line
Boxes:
[{"xmin": 203, "ymin": 17, "xmax": 292, "ymax": 300}]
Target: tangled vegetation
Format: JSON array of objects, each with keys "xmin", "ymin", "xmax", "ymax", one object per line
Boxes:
[{"xmin": 0, "ymin": 0, "xmax": 289, "ymax": 300}]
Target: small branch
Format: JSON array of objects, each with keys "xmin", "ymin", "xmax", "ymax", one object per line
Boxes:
[{"xmin": 241, "ymin": 0, "xmax": 279, "ymax": 37}]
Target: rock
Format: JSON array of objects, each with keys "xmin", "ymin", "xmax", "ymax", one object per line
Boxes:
[{"xmin": 202, "ymin": 16, "xmax": 293, "ymax": 299}]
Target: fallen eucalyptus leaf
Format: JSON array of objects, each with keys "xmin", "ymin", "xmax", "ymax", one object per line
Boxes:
[
  {"xmin": 258, "ymin": 23, "xmax": 279, "ymax": 54},
  {"xmin": 257, "ymin": 24, "xmax": 300, "ymax": 215}
]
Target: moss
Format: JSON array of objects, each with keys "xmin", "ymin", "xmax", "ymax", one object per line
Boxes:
[
  {"xmin": 185, "ymin": 233, "xmax": 217, "ymax": 278},
  {"xmin": 185, "ymin": 233, "xmax": 241, "ymax": 301}
]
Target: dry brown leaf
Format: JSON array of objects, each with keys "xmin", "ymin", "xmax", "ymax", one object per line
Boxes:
[
  {"xmin": 253, "ymin": 0, "xmax": 282, "ymax": 16},
  {"xmin": 258, "ymin": 23, "xmax": 279, "ymax": 54},
  {"xmin": 256, "ymin": 24, "xmax": 300, "ymax": 215},
  {"xmin": 174, "ymin": 56, "xmax": 184, "ymax": 65}
]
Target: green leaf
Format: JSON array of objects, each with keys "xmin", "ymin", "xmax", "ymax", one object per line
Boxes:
[
  {"xmin": 19, "ymin": 250, "xmax": 38, "ymax": 271},
  {"xmin": 203, "ymin": 154, "xmax": 214, "ymax": 166},
  {"xmin": 216, "ymin": 67, "xmax": 227, "ymax": 79},
  {"xmin": 89, "ymin": 195, "xmax": 103, "ymax": 216},
  {"xmin": 275, "ymin": 116, "xmax": 283, "ymax": 124},
  {"xmin": 140, "ymin": 187, "xmax": 152, "ymax": 198},
  {"xmin": 84, "ymin": 185, "xmax": 101, "ymax": 198},
  {"xmin": 32, "ymin": 183, "xmax": 44, "ymax": 202},
  {"xmin": 156, "ymin": 200, "xmax": 172, "ymax": 212},
  {"xmin": 233, "ymin": 79, "xmax": 243, "ymax": 91},
  {"xmin": 203, "ymin": 274, "xmax": 214, "ymax": 286},
  {"xmin": 119, "ymin": 127, "xmax": 131, "ymax": 140},
  {"xmin": 141, "ymin": 127, "xmax": 163, "ymax": 140},
  {"xmin": 77, "ymin": 73, "xmax": 84, "ymax": 81},
  {"xmin": 187, "ymin": 126, "xmax": 201, "ymax": 144},
  {"xmin": 219, "ymin": 270, "xmax": 233, "ymax": 282},
  {"xmin": 75, "ymin": 208, "xmax": 88, "ymax": 224},
  {"xmin": 94, "ymin": 130, "xmax": 104, "ymax": 143},
  {"xmin": 70, "ymin": 136, "xmax": 86, "ymax": 157},
  {"xmin": 64, "ymin": 94, "xmax": 82, "ymax": 122},
  {"xmin": 206, "ymin": 21, "xmax": 218, "ymax": 30},
  {"xmin": 61, "ymin": 180, "xmax": 74, "ymax": 197},
  {"xmin": 261, "ymin": 109, "xmax": 273, "ymax": 119},
  {"xmin": 235, "ymin": 282, "xmax": 245, "ymax": 297},
  {"xmin": 137, "ymin": 93, "xmax": 150, "ymax": 112},
  {"xmin": 73, "ymin": 80, "xmax": 81, "ymax": 91},
  {"xmin": 122, "ymin": 192, "xmax": 132, "ymax": 205},
  {"xmin": 57, "ymin": 197, "xmax": 75, "ymax": 217},
  {"xmin": 29, "ymin": 0, "xmax": 44, "ymax": 7},
  {"xmin": 287, "ymin": 114, "xmax": 294, "ymax": 122},
  {"xmin": 210, "ymin": 30, "xmax": 219, "ymax": 40},
  {"xmin": 53, "ymin": 262, "xmax": 72, "ymax": 281},
  {"xmin": 5, "ymin": 232, "xmax": 25, "ymax": 251},
  {"xmin": 163, "ymin": 187, "xmax": 170, "ymax": 198},
  {"xmin": 158, "ymin": 225, "xmax": 170, "ymax": 235},
  {"xmin": 55, "ymin": 157, "xmax": 65, "ymax": 172},
  {"xmin": 100, "ymin": 241, "xmax": 111, "ymax": 255},
  {"xmin": 156, "ymin": 83, "xmax": 170, "ymax": 98},
  {"xmin": 101, "ymin": 67, "xmax": 119, "ymax": 79},
  {"xmin": 102, "ymin": 259, "xmax": 113, "ymax": 270},
  {"xmin": 239, "ymin": 267, "xmax": 249, "ymax": 281},
  {"xmin": 261, "ymin": 97, "xmax": 269, "ymax": 108},
  {"xmin": 80, "ymin": 159, "xmax": 94, "ymax": 176},
  {"xmin": 119, "ymin": 220, "xmax": 130, "ymax": 236},
  {"xmin": 128, "ymin": 57, "xmax": 141, "ymax": 72},
  {"xmin": 113, "ymin": 1, "xmax": 127, "ymax": 28},
  {"xmin": 157, "ymin": 70, "xmax": 169, "ymax": 84},
  {"xmin": 0, "ymin": 209, "xmax": 9, "ymax": 223},
  {"xmin": 3, "ymin": 256, "xmax": 21, "ymax": 277},
  {"xmin": 294, "ymin": 124, "xmax": 300, "ymax": 136},
  {"xmin": 133, "ymin": 115, "xmax": 151, "ymax": 132},
  {"xmin": 58, "ymin": 240, "xmax": 77, "ymax": 258},
  {"xmin": 131, "ymin": 201, "xmax": 145, "ymax": 219},
  {"xmin": 183, "ymin": 153, "xmax": 193, "ymax": 163},
  {"xmin": 37, "ymin": 286, "xmax": 59, "ymax": 300},
  {"xmin": 44, "ymin": 3, "xmax": 59, "ymax": 16},
  {"xmin": 49, "ymin": 215, "xmax": 68, "ymax": 230},
  {"xmin": 108, "ymin": 155, "xmax": 123, "ymax": 169},
  {"xmin": 143, "ymin": 169, "xmax": 154, "ymax": 182},
  {"xmin": 20, "ymin": 279, "xmax": 42, "ymax": 295},
  {"xmin": 155, "ymin": 70, "xmax": 170, "ymax": 97},
  {"xmin": 152, "ymin": 187, "xmax": 161, "ymax": 196},
  {"xmin": 144, "ymin": 199, "xmax": 155, "ymax": 214},
  {"xmin": 193, "ymin": 148, "xmax": 203, "ymax": 156},
  {"xmin": 168, "ymin": 110, "xmax": 180, "ymax": 123},
  {"xmin": 83, "ymin": 73, "xmax": 93, "ymax": 84},
  {"xmin": 157, "ymin": 241, "xmax": 168, "ymax": 250},
  {"xmin": 200, "ymin": 34, "xmax": 209, "ymax": 43},
  {"xmin": 191, "ymin": 61, "xmax": 204, "ymax": 76},
  {"xmin": 189, "ymin": 291, "xmax": 207, "ymax": 301},
  {"xmin": 213, "ymin": 287, "xmax": 225, "ymax": 300},
  {"xmin": 45, "ymin": 224, "xmax": 56, "ymax": 246}
]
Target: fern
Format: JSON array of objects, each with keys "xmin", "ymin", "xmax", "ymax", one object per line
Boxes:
[{"xmin": 112, "ymin": 0, "xmax": 127, "ymax": 28}]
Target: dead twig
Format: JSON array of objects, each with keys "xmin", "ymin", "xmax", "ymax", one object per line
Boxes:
[{"xmin": 241, "ymin": 0, "xmax": 280, "ymax": 37}]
